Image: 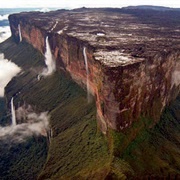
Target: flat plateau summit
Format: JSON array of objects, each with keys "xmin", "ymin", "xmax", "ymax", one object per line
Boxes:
[{"xmin": 10, "ymin": 8, "xmax": 180, "ymax": 66}]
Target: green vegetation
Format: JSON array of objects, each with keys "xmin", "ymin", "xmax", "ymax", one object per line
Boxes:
[{"xmin": 0, "ymin": 136, "xmax": 48, "ymax": 180}]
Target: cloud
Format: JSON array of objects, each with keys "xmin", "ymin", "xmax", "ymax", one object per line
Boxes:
[
  {"xmin": 0, "ymin": 0, "xmax": 179, "ymax": 8},
  {"xmin": 0, "ymin": 14, "xmax": 9, "ymax": 21},
  {"xmin": 0, "ymin": 54, "xmax": 21, "ymax": 97},
  {"xmin": 36, "ymin": 8, "xmax": 51, "ymax": 12},
  {"xmin": 0, "ymin": 26, "xmax": 11, "ymax": 43},
  {"xmin": 0, "ymin": 110, "xmax": 50, "ymax": 143}
]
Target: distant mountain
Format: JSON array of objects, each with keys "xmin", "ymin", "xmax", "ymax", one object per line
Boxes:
[{"xmin": 122, "ymin": 5, "xmax": 180, "ymax": 11}]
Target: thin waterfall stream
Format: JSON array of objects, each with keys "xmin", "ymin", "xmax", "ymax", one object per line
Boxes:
[
  {"xmin": 83, "ymin": 47, "xmax": 91, "ymax": 103},
  {"xmin": 18, "ymin": 24, "xmax": 22, "ymax": 42},
  {"xmin": 11, "ymin": 97, "xmax": 16, "ymax": 126}
]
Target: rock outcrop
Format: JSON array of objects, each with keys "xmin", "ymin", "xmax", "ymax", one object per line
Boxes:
[{"xmin": 9, "ymin": 8, "xmax": 180, "ymax": 133}]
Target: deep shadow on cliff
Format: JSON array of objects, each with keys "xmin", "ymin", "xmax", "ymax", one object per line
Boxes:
[{"xmin": 0, "ymin": 37, "xmax": 179, "ymax": 179}]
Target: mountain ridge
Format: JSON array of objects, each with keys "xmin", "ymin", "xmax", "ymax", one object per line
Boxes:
[{"xmin": 122, "ymin": 5, "xmax": 180, "ymax": 11}]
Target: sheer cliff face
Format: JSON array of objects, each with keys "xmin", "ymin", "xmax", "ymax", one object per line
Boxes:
[{"xmin": 9, "ymin": 9, "xmax": 180, "ymax": 133}]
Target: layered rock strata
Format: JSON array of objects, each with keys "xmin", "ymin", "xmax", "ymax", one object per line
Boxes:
[{"xmin": 9, "ymin": 8, "xmax": 180, "ymax": 133}]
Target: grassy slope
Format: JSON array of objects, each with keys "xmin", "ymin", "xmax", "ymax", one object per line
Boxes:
[
  {"xmin": 0, "ymin": 38, "xmax": 179, "ymax": 179},
  {"xmin": 0, "ymin": 136, "xmax": 48, "ymax": 180},
  {"xmin": 122, "ymin": 95, "xmax": 180, "ymax": 178},
  {"xmin": 0, "ymin": 38, "xmax": 48, "ymax": 180}
]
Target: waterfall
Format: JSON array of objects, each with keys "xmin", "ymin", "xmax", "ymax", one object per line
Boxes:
[
  {"xmin": 48, "ymin": 128, "xmax": 53, "ymax": 144},
  {"xmin": 37, "ymin": 74, "xmax": 41, "ymax": 81},
  {"xmin": 18, "ymin": 24, "xmax": 22, "ymax": 42},
  {"xmin": 11, "ymin": 97, "xmax": 16, "ymax": 126},
  {"xmin": 42, "ymin": 36, "xmax": 56, "ymax": 76},
  {"xmin": 83, "ymin": 47, "xmax": 91, "ymax": 103}
]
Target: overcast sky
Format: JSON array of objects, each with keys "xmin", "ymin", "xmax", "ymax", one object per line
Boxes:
[{"xmin": 1, "ymin": 0, "xmax": 180, "ymax": 8}]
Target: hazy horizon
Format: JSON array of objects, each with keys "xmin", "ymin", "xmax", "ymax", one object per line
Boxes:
[{"xmin": 1, "ymin": 0, "xmax": 180, "ymax": 9}]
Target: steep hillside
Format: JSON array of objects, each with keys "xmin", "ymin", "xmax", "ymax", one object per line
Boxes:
[{"xmin": 0, "ymin": 38, "xmax": 48, "ymax": 180}]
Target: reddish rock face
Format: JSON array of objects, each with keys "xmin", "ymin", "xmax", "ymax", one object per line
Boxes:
[{"xmin": 8, "ymin": 8, "xmax": 180, "ymax": 133}]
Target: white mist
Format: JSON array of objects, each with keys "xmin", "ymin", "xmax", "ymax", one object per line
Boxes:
[{"xmin": 0, "ymin": 53, "xmax": 21, "ymax": 97}]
